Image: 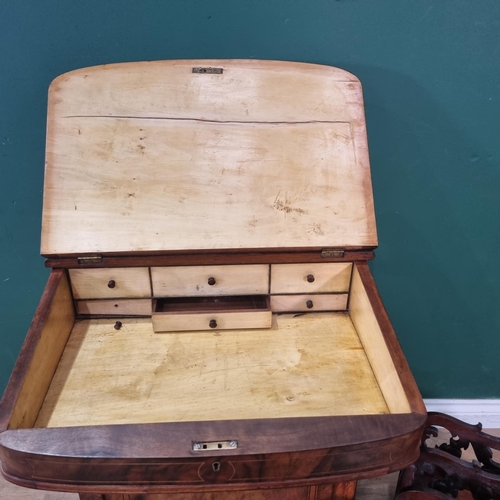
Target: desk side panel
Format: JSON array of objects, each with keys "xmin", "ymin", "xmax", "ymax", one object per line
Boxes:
[
  {"xmin": 349, "ymin": 262, "xmax": 425, "ymax": 415},
  {"xmin": 0, "ymin": 269, "xmax": 75, "ymax": 431}
]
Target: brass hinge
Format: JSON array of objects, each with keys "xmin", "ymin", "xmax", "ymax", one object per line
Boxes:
[
  {"xmin": 77, "ymin": 255, "xmax": 103, "ymax": 265},
  {"xmin": 321, "ymin": 248, "xmax": 345, "ymax": 259}
]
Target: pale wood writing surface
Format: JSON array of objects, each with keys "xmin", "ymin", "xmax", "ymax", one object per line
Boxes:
[
  {"xmin": 35, "ymin": 313, "xmax": 389, "ymax": 428},
  {"xmin": 41, "ymin": 60, "xmax": 377, "ymax": 256}
]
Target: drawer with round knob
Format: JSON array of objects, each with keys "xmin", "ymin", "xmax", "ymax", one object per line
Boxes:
[
  {"xmin": 270, "ymin": 263, "xmax": 352, "ymax": 294},
  {"xmin": 152, "ymin": 295, "xmax": 272, "ymax": 332},
  {"xmin": 270, "ymin": 294, "xmax": 348, "ymax": 313},
  {"xmin": 69, "ymin": 268, "xmax": 151, "ymax": 299},
  {"xmin": 151, "ymin": 265, "xmax": 269, "ymax": 297}
]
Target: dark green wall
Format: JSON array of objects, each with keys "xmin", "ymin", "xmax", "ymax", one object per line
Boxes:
[{"xmin": 1, "ymin": 1, "xmax": 499, "ymax": 399}]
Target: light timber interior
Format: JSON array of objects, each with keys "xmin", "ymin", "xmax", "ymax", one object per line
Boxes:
[
  {"xmin": 35, "ymin": 313, "xmax": 390, "ymax": 428},
  {"xmin": 349, "ymin": 265, "xmax": 411, "ymax": 414}
]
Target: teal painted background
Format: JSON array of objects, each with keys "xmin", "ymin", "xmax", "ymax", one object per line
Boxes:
[{"xmin": 1, "ymin": 1, "xmax": 499, "ymax": 399}]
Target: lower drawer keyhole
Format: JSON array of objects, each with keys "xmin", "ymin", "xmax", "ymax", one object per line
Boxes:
[{"xmin": 212, "ymin": 461, "xmax": 221, "ymax": 472}]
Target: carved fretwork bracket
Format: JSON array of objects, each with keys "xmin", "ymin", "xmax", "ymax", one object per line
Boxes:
[{"xmin": 395, "ymin": 412, "xmax": 500, "ymax": 500}]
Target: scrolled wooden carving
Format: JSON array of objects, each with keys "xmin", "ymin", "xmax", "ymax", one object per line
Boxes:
[{"xmin": 395, "ymin": 412, "xmax": 500, "ymax": 500}]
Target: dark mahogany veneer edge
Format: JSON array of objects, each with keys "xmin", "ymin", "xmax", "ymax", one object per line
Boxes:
[
  {"xmin": 0, "ymin": 413, "xmax": 425, "ymax": 493},
  {"xmin": 44, "ymin": 250, "xmax": 375, "ymax": 268}
]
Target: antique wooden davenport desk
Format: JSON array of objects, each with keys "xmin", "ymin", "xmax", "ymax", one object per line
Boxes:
[{"xmin": 0, "ymin": 60, "xmax": 426, "ymax": 500}]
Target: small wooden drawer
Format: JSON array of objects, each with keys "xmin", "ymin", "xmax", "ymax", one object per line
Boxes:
[
  {"xmin": 270, "ymin": 294, "xmax": 348, "ymax": 313},
  {"xmin": 69, "ymin": 268, "xmax": 151, "ymax": 299},
  {"xmin": 151, "ymin": 265, "xmax": 269, "ymax": 297},
  {"xmin": 152, "ymin": 295, "xmax": 272, "ymax": 332},
  {"xmin": 270, "ymin": 263, "xmax": 352, "ymax": 294},
  {"xmin": 76, "ymin": 299, "xmax": 152, "ymax": 316}
]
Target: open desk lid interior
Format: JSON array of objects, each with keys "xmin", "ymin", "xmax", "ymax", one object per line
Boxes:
[{"xmin": 41, "ymin": 60, "xmax": 378, "ymax": 257}]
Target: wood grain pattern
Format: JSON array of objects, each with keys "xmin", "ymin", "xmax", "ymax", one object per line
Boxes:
[
  {"xmin": 151, "ymin": 265, "xmax": 269, "ymax": 297},
  {"xmin": 76, "ymin": 299, "xmax": 152, "ymax": 316},
  {"xmin": 91, "ymin": 481, "xmax": 356, "ymax": 499},
  {"xmin": 0, "ymin": 413, "xmax": 425, "ymax": 491},
  {"xmin": 46, "ymin": 59, "xmax": 358, "ymax": 121},
  {"xmin": 1, "ymin": 270, "xmax": 75, "ymax": 430},
  {"xmin": 270, "ymin": 294, "xmax": 348, "ymax": 312},
  {"xmin": 270, "ymin": 263, "xmax": 352, "ymax": 294},
  {"xmin": 34, "ymin": 313, "xmax": 388, "ymax": 428},
  {"xmin": 69, "ymin": 268, "xmax": 151, "ymax": 299},
  {"xmin": 349, "ymin": 264, "xmax": 411, "ymax": 414},
  {"xmin": 41, "ymin": 60, "xmax": 377, "ymax": 256}
]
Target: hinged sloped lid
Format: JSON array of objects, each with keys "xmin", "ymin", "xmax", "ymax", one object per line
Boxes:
[{"xmin": 41, "ymin": 60, "xmax": 377, "ymax": 256}]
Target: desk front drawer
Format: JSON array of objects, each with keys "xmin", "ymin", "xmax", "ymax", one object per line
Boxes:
[
  {"xmin": 152, "ymin": 310, "xmax": 272, "ymax": 332},
  {"xmin": 151, "ymin": 265, "xmax": 269, "ymax": 297},
  {"xmin": 69, "ymin": 268, "xmax": 151, "ymax": 299},
  {"xmin": 270, "ymin": 263, "xmax": 352, "ymax": 294}
]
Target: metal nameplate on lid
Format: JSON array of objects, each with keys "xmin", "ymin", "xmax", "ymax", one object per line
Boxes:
[{"xmin": 192, "ymin": 67, "xmax": 223, "ymax": 74}]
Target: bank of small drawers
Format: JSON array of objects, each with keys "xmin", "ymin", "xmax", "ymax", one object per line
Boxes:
[{"xmin": 70, "ymin": 263, "xmax": 353, "ymax": 330}]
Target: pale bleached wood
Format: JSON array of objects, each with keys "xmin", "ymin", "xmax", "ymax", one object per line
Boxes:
[
  {"xmin": 349, "ymin": 266, "xmax": 411, "ymax": 414},
  {"xmin": 9, "ymin": 273, "xmax": 75, "ymax": 429},
  {"xmin": 76, "ymin": 299, "xmax": 152, "ymax": 316},
  {"xmin": 69, "ymin": 268, "xmax": 151, "ymax": 299},
  {"xmin": 270, "ymin": 294, "xmax": 348, "ymax": 313},
  {"xmin": 151, "ymin": 265, "xmax": 269, "ymax": 297},
  {"xmin": 152, "ymin": 310, "xmax": 272, "ymax": 332},
  {"xmin": 270, "ymin": 263, "xmax": 352, "ymax": 294},
  {"xmin": 47, "ymin": 60, "xmax": 359, "ymax": 122},
  {"xmin": 41, "ymin": 60, "xmax": 377, "ymax": 256},
  {"xmin": 35, "ymin": 314, "xmax": 388, "ymax": 428}
]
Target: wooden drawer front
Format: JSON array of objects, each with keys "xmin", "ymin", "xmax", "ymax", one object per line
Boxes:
[
  {"xmin": 69, "ymin": 268, "xmax": 151, "ymax": 299},
  {"xmin": 270, "ymin": 263, "xmax": 352, "ymax": 294},
  {"xmin": 76, "ymin": 299, "xmax": 152, "ymax": 316},
  {"xmin": 153, "ymin": 310, "xmax": 272, "ymax": 332},
  {"xmin": 271, "ymin": 294, "xmax": 348, "ymax": 313},
  {"xmin": 151, "ymin": 265, "xmax": 269, "ymax": 297}
]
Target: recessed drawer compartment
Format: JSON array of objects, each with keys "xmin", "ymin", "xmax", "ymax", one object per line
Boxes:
[
  {"xmin": 271, "ymin": 294, "xmax": 348, "ymax": 313},
  {"xmin": 152, "ymin": 295, "xmax": 272, "ymax": 332},
  {"xmin": 76, "ymin": 299, "xmax": 152, "ymax": 316},
  {"xmin": 69, "ymin": 268, "xmax": 151, "ymax": 299},
  {"xmin": 151, "ymin": 265, "xmax": 269, "ymax": 297},
  {"xmin": 270, "ymin": 263, "xmax": 352, "ymax": 294}
]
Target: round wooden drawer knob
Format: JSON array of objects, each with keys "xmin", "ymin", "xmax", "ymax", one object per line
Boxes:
[
  {"xmin": 209, "ymin": 319, "xmax": 217, "ymax": 329},
  {"xmin": 208, "ymin": 277, "xmax": 216, "ymax": 286},
  {"xmin": 108, "ymin": 280, "xmax": 116, "ymax": 289},
  {"xmin": 306, "ymin": 300, "xmax": 314, "ymax": 309},
  {"xmin": 306, "ymin": 274, "xmax": 315, "ymax": 283}
]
